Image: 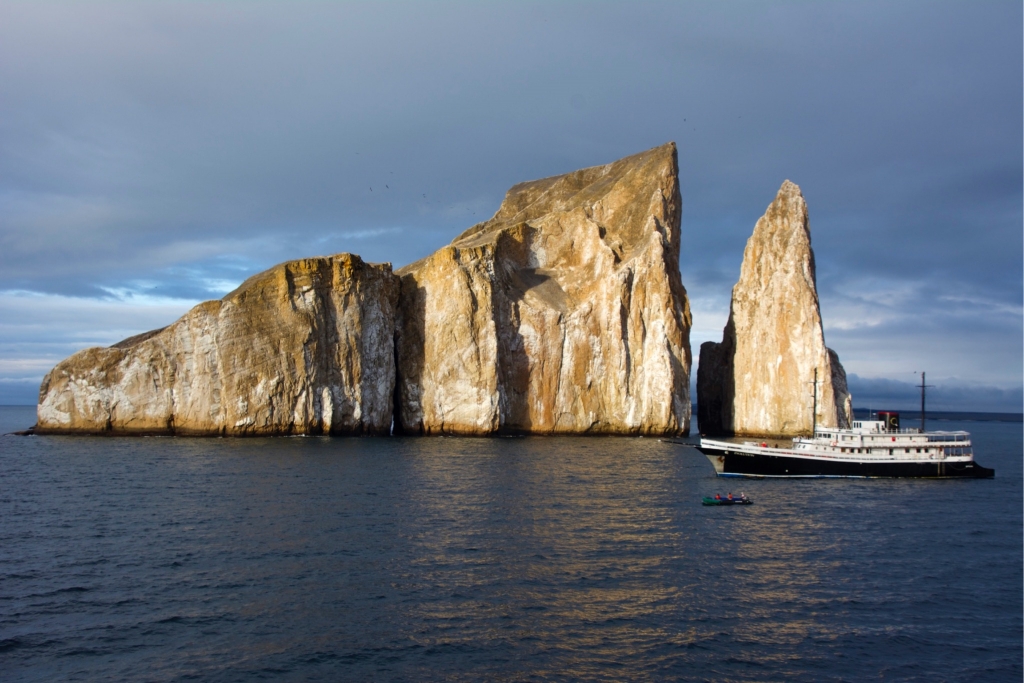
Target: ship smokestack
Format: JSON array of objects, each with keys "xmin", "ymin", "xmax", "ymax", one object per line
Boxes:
[{"xmin": 878, "ymin": 411, "xmax": 900, "ymax": 432}]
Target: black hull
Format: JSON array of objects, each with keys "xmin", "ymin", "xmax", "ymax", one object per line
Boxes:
[{"xmin": 698, "ymin": 446, "xmax": 994, "ymax": 479}]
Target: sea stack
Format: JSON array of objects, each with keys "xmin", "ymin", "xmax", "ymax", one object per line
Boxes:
[
  {"xmin": 697, "ymin": 180, "xmax": 851, "ymax": 437},
  {"xmin": 394, "ymin": 142, "xmax": 692, "ymax": 435},
  {"xmin": 37, "ymin": 254, "xmax": 399, "ymax": 435}
]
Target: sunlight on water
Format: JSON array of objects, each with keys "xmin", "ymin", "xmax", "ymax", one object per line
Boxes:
[{"xmin": 1, "ymin": 412, "xmax": 1020, "ymax": 681}]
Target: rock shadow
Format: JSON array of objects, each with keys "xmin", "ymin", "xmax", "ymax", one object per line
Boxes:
[
  {"xmin": 393, "ymin": 274, "xmax": 427, "ymax": 435},
  {"xmin": 696, "ymin": 319, "xmax": 736, "ymax": 437}
]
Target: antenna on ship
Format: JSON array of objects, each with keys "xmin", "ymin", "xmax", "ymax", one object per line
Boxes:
[{"xmin": 916, "ymin": 371, "xmax": 933, "ymax": 433}]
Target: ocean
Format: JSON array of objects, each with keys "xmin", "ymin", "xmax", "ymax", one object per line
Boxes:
[{"xmin": 1, "ymin": 405, "xmax": 1021, "ymax": 681}]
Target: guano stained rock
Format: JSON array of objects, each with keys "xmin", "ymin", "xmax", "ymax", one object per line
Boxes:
[
  {"xmin": 37, "ymin": 254, "xmax": 399, "ymax": 435},
  {"xmin": 697, "ymin": 180, "xmax": 852, "ymax": 437},
  {"xmin": 394, "ymin": 142, "xmax": 693, "ymax": 435}
]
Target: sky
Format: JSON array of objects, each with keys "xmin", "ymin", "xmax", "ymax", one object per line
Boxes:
[{"xmin": 1, "ymin": 1, "xmax": 1021, "ymax": 411}]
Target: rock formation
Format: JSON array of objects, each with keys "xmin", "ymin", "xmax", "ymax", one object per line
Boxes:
[
  {"xmin": 37, "ymin": 254, "xmax": 399, "ymax": 435},
  {"xmin": 394, "ymin": 142, "xmax": 692, "ymax": 435},
  {"xmin": 36, "ymin": 144, "xmax": 694, "ymax": 437},
  {"xmin": 697, "ymin": 180, "xmax": 852, "ymax": 437}
]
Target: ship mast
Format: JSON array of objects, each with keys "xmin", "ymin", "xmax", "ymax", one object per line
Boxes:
[
  {"xmin": 917, "ymin": 371, "xmax": 933, "ymax": 433},
  {"xmin": 810, "ymin": 368, "xmax": 818, "ymax": 436}
]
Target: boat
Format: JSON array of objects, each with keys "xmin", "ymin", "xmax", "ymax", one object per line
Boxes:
[
  {"xmin": 702, "ymin": 495, "xmax": 752, "ymax": 506},
  {"xmin": 698, "ymin": 411, "xmax": 994, "ymax": 479}
]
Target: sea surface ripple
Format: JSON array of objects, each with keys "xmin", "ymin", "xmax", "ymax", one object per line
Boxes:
[{"xmin": 1, "ymin": 406, "xmax": 1021, "ymax": 682}]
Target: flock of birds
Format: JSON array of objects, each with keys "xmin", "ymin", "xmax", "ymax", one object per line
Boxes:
[{"xmin": 363, "ymin": 164, "xmax": 477, "ymax": 216}]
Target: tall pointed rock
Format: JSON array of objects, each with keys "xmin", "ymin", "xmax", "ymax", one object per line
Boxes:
[
  {"xmin": 697, "ymin": 180, "xmax": 851, "ymax": 436},
  {"xmin": 395, "ymin": 143, "xmax": 692, "ymax": 435}
]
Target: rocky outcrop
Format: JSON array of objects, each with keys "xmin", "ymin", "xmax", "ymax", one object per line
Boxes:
[
  {"xmin": 697, "ymin": 181, "xmax": 851, "ymax": 437},
  {"xmin": 36, "ymin": 144, "xmax": 693, "ymax": 438},
  {"xmin": 394, "ymin": 143, "xmax": 692, "ymax": 435},
  {"xmin": 37, "ymin": 254, "xmax": 399, "ymax": 435}
]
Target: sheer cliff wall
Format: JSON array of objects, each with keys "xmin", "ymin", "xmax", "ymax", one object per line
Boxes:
[
  {"xmin": 394, "ymin": 143, "xmax": 692, "ymax": 435},
  {"xmin": 37, "ymin": 255, "xmax": 399, "ymax": 435},
  {"xmin": 36, "ymin": 143, "xmax": 695, "ymax": 437}
]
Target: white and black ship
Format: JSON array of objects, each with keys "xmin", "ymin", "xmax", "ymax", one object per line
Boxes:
[{"xmin": 698, "ymin": 411, "xmax": 994, "ymax": 479}]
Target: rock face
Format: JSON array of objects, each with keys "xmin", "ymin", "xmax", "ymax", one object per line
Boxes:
[
  {"xmin": 697, "ymin": 181, "xmax": 851, "ymax": 437},
  {"xmin": 394, "ymin": 142, "xmax": 692, "ymax": 435},
  {"xmin": 36, "ymin": 144, "xmax": 693, "ymax": 438},
  {"xmin": 37, "ymin": 254, "xmax": 399, "ymax": 435}
]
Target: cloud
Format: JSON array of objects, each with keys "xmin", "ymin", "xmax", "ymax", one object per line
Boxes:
[
  {"xmin": 0, "ymin": 1, "xmax": 1019, "ymax": 405},
  {"xmin": 846, "ymin": 374, "xmax": 1023, "ymax": 414}
]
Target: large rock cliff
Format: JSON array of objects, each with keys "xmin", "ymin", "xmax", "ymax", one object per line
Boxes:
[
  {"xmin": 394, "ymin": 142, "xmax": 692, "ymax": 435},
  {"xmin": 697, "ymin": 181, "xmax": 851, "ymax": 437},
  {"xmin": 36, "ymin": 144, "xmax": 693, "ymax": 437},
  {"xmin": 37, "ymin": 254, "xmax": 399, "ymax": 435}
]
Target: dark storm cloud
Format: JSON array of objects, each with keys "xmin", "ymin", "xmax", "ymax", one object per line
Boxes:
[
  {"xmin": 845, "ymin": 375, "xmax": 1024, "ymax": 415},
  {"xmin": 0, "ymin": 1, "xmax": 1020, "ymax": 406}
]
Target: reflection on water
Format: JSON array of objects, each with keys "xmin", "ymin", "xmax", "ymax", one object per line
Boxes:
[
  {"xmin": 1, "ymin": 417, "xmax": 1021, "ymax": 681},
  {"xmin": 400, "ymin": 438, "xmax": 690, "ymax": 675}
]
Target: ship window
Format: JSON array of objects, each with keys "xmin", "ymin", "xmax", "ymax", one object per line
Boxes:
[{"xmin": 889, "ymin": 449, "xmax": 893, "ymax": 455}]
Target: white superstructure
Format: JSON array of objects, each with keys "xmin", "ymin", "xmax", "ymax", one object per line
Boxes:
[{"xmin": 791, "ymin": 420, "xmax": 974, "ymax": 463}]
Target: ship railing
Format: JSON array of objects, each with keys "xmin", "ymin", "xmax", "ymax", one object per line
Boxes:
[
  {"xmin": 816, "ymin": 427, "xmax": 925, "ymax": 436},
  {"xmin": 816, "ymin": 428, "xmax": 970, "ymax": 440},
  {"xmin": 876, "ymin": 428, "xmax": 962, "ymax": 435},
  {"xmin": 731, "ymin": 439, "xmax": 974, "ymax": 461},
  {"xmin": 924, "ymin": 432, "xmax": 970, "ymax": 443}
]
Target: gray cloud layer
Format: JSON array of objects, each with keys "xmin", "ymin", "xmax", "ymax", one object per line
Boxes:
[{"xmin": 1, "ymin": 2, "xmax": 1020, "ymax": 408}]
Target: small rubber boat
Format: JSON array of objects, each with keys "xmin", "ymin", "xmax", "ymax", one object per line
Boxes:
[{"xmin": 702, "ymin": 496, "xmax": 752, "ymax": 506}]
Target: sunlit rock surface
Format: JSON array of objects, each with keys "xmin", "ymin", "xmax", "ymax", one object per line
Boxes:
[
  {"xmin": 394, "ymin": 142, "xmax": 692, "ymax": 435},
  {"xmin": 697, "ymin": 181, "xmax": 852, "ymax": 437},
  {"xmin": 37, "ymin": 144, "xmax": 694, "ymax": 438},
  {"xmin": 37, "ymin": 254, "xmax": 399, "ymax": 435}
]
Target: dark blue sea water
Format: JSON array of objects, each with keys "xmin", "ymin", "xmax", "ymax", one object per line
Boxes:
[{"xmin": 2, "ymin": 405, "xmax": 1021, "ymax": 681}]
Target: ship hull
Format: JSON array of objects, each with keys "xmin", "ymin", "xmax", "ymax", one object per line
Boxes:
[{"xmin": 698, "ymin": 445, "xmax": 995, "ymax": 479}]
